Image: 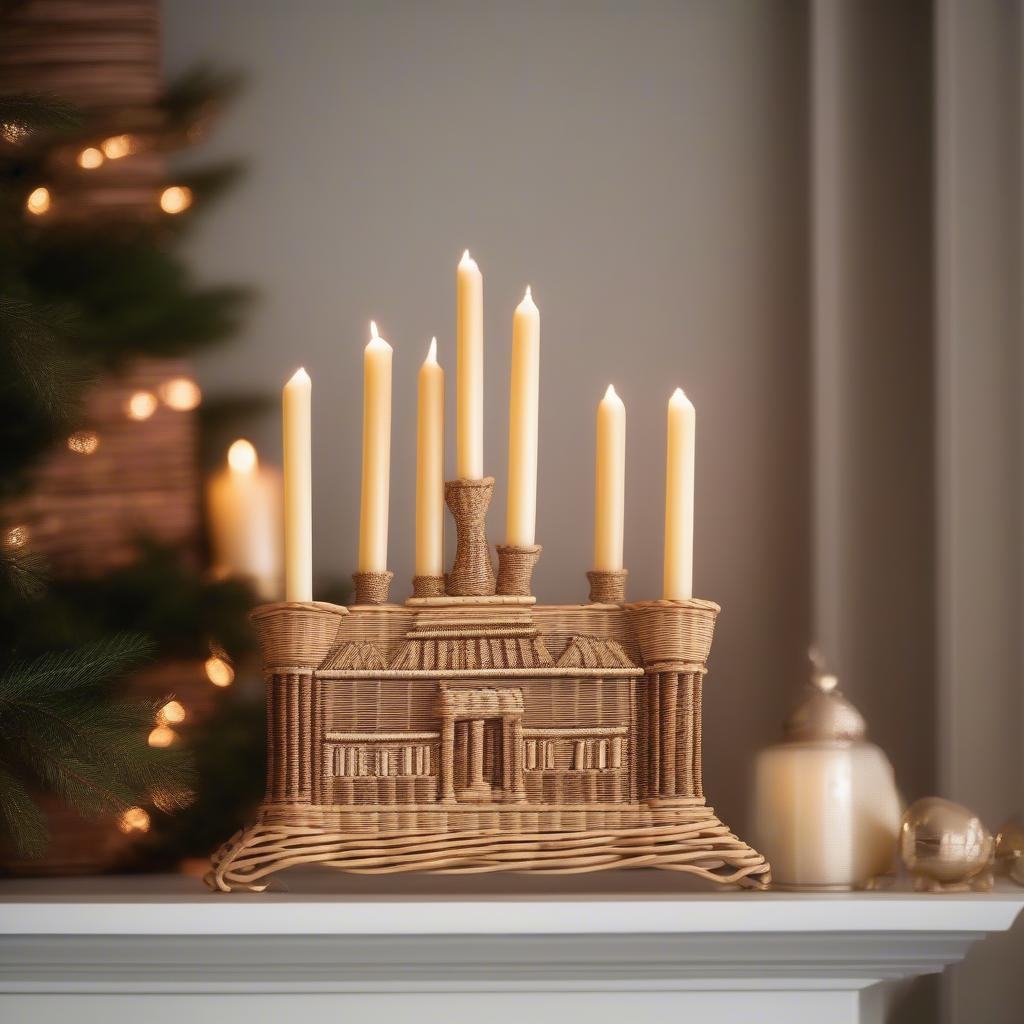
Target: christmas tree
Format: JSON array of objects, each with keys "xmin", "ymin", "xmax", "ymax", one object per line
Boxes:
[{"xmin": 0, "ymin": 2, "xmax": 263, "ymax": 868}]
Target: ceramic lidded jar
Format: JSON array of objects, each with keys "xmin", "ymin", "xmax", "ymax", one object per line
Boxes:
[{"xmin": 752, "ymin": 671, "xmax": 902, "ymax": 890}]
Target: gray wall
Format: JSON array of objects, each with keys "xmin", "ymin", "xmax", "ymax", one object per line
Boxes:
[{"xmin": 163, "ymin": 0, "xmax": 812, "ymax": 834}]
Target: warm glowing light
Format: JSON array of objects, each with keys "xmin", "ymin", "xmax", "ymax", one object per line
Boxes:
[
  {"xmin": 604, "ymin": 384, "xmax": 618, "ymax": 401},
  {"xmin": 101, "ymin": 134, "xmax": 134, "ymax": 159},
  {"xmin": 227, "ymin": 438, "xmax": 258, "ymax": 473},
  {"xmin": 204, "ymin": 656, "xmax": 235, "ymax": 687},
  {"xmin": 26, "ymin": 187, "xmax": 50, "ymax": 215},
  {"xmin": 156, "ymin": 700, "xmax": 186, "ymax": 725},
  {"xmin": 4, "ymin": 525, "xmax": 28, "ymax": 550},
  {"xmin": 67, "ymin": 430, "xmax": 99, "ymax": 455},
  {"xmin": 77, "ymin": 147, "xmax": 104, "ymax": 169},
  {"xmin": 151, "ymin": 786, "xmax": 194, "ymax": 813},
  {"xmin": 370, "ymin": 320, "xmax": 379, "ymax": 340},
  {"xmin": 159, "ymin": 376, "xmax": 201, "ymax": 410},
  {"xmin": 118, "ymin": 807, "xmax": 151, "ymax": 833},
  {"xmin": 147, "ymin": 725, "xmax": 176, "ymax": 748},
  {"xmin": 426, "ymin": 336, "xmax": 437, "ymax": 363},
  {"xmin": 2, "ymin": 122, "xmax": 27, "ymax": 144},
  {"xmin": 159, "ymin": 185, "xmax": 193, "ymax": 214},
  {"xmin": 125, "ymin": 390, "xmax": 158, "ymax": 420}
]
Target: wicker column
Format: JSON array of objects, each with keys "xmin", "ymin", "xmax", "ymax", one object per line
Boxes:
[
  {"xmin": 439, "ymin": 714, "xmax": 456, "ymax": 804},
  {"xmin": 460, "ymin": 718, "xmax": 490, "ymax": 800},
  {"xmin": 509, "ymin": 717, "xmax": 526, "ymax": 802},
  {"xmin": 251, "ymin": 601, "xmax": 348, "ymax": 806},
  {"xmin": 626, "ymin": 598, "xmax": 719, "ymax": 806}
]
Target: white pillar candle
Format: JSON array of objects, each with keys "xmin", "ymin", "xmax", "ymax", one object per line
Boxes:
[
  {"xmin": 207, "ymin": 440, "xmax": 282, "ymax": 600},
  {"xmin": 456, "ymin": 249, "xmax": 483, "ymax": 479},
  {"xmin": 282, "ymin": 368, "xmax": 312, "ymax": 601},
  {"xmin": 358, "ymin": 321, "xmax": 393, "ymax": 574},
  {"xmin": 505, "ymin": 286, "xmax": 540, "ymax": 546},
  {"xmin": 416, "ymin": 337, "xmax": 445, "ymax": 577},
  {"xmin": 662, "ymin": 387, "xmax": 695, "ymax": 600},
  {"xmin": 593, "ymin": 384, "xmax": 626, "ymax": 571}
]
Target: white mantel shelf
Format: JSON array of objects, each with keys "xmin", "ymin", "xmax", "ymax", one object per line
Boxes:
[{"xmin": 1, "ymin": 872, "xmax": 1022, "ymax": 1024}]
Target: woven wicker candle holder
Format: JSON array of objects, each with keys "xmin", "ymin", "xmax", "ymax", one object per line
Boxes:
[
  {"xmin": 495, "ymin": 543, "xmax": 541, "ymax": 597},
  {"xmin": 208, "ymin": 585, "xmax": 770, "ymax": 892},
  {"xmin": 444, "ymin": 477, "xmax": 497, "ymax": 596},
  {"xmin": 587, "ymin": 568, "xmax": 628, "ymax": 604},
  {"xmin": 352, "ymin": 569, "xmax": 394, "ymax": 605},
  {"xmin": 412, "ymin": 574, "xmax": 446, "ymax": 598}
]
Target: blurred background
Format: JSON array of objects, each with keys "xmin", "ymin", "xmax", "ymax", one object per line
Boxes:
[{"xmin": 0, "ymin": 2, "xmax": 1021, "ymax": 1022}]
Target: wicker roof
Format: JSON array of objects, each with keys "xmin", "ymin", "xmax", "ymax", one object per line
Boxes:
[
  {"xmin": 318, "ymin": 640, "xmax": 388, "ymax": 672},
  {"xmin": 318, "ymin": 609, "xmax": 642, "ymax": 675},
  {"xmin": 555, "ymin": 635, "xmax": 636, "ymax": 669},
  {"xmin": 389, "ymin": 632, "xmax": 555, "ymax": 672}
]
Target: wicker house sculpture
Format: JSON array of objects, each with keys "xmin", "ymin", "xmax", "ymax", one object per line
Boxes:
[{"xmin": 208, "ymin": 476, "xmax": 770, "ymax": 891}]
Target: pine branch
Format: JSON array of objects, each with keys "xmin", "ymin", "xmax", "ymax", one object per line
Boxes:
[
  {"xmin": 0, "ymin": 634, "xmax": 195, "ymax": 855},
  {"xmin": 0, "ymin": 546, "xmax": 48, "ymax": 602},
  {"xmin": 0, "ymin": 761, "xmax": 47, "ymax": 857},
  {"xmin": 0, "ymin": 297, "xmax": 92, "ymax": 423},
  {"xmin": 0, "ymin": 634, "xmax": 154, "ymax": 699}
]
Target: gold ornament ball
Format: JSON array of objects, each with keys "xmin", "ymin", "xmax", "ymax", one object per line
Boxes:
[{"xmin": 900, "ymin": 796, "xmax": 994, "ymax": 891}]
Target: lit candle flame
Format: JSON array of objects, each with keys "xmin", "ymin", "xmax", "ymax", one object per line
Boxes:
[
  {"xmin": 227, "ymin": 438, "xmax": 258, "ymax": 473},
  {"xmin": 426, "ymin": 336, "xmax": 437, "ymax": 363}
]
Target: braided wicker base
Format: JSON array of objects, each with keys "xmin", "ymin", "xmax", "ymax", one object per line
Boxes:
[
  {"xmin": 412, "ymin": 574, "xmax": 446, "ymax": 598},
  {"xmin": 495, "ymin": 543, "xmax": 541, "ymax": 596},
  {"xmin": 352, "ymin": 570, "xmax": 394, "ymax": 605},
  {"xmin": 206, "ymin": 811, "xmax": 770, "ymax": 892},
  {"xmin": 587, "ymin": 569, "xmax": 627, "ymax": 604}
]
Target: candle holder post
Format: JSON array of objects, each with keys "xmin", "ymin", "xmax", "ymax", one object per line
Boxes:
[{"xmin": 444, "ymin": 477, "xmax": 497, "ymax": 596}]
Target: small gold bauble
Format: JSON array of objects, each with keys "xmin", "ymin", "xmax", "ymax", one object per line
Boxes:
[
  {"xmin": 995, "ymin": 814, "xmax": 1024, "ymax": 875},
  {"xmin": 900, "ymin": 797, "xmax": 994, "ymax": 892}
]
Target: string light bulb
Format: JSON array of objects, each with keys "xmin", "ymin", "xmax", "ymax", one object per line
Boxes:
[
  {"xmin": 67, "ymin": 430, "xmax": 99, "ymax": 455},
  {"xmin": 147, "ymin": 725, "xmax": 176, "ymax": 748},
  {"xmin": 26, "ymin": 187, "xmax": 50, "ymax": 215},
  {"xmin": 204, "ymin": 656, "xmax": 234, "ymax": 687},
  {"xmin": 118, "ymin": 807, "xmax": 151, "ymax": 834},
  {"xmin": 157, "ymin": 700, "xmax": 186, "ymax": 726},
  {"xmin": 77, "ymin": 147, "xmax": 104, "ymax": 169},
  {"xmin": 159, "ymin": 185, "xmax": 193, "ymax": 215},
  {"xmin": 125, "ymin": 390, "xmax": 158, "ymax": 421},
  {"xmin": 101, "ymin": 134, "xmax": 134, "ymax": 159},
  {"xmin": 159, "ymin": 377, "xmax": 201, "ymax": 411}
]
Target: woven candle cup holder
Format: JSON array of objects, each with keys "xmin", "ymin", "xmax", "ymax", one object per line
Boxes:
[
  {"xmin": 495, "ymin": 543, "xmax": 541, "ymax": 597},
  {"xmin": 352, "ymin": 570, "xmax": 394, "ymax": 605},
  {"xmin": 412, "ymin": 574, "xmax": 446, "ymax": 598},
  {"xmin": 444, "ymin": 477, "xmax": 497, "ymax": 596},
  {"xmin": 587, "ymin": 568, "xmax": 628, "ymax": 604}
]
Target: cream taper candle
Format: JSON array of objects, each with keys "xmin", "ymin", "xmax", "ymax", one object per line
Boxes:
[
  {"xmin": 358, "ymin": 321, "xmax": 393, "ymax": 573},
  {"xmin": 505, "ymin": 286, "xmax": 540, "ymax": 546},
  {"xmin": 456, "ymin": 249, "xmax": 483, "ymax": 479},
  {"xmin": 416, "ymin": 337, "xmax": 444, "ymax": 577},
  {"xmin": 593, "ymin": 384, "xmax": 626, "ymax": 571},
  {"xmin": 663, "ymin": 387, "xmax": 695, "ymax": 600},
  {"xmin": 282, "ymin": 367, "xmax": 312, "ymax": 601},
  {"xmin": 207, "ymin": 439, "xmax": 282, "ymax": 600}
]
